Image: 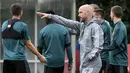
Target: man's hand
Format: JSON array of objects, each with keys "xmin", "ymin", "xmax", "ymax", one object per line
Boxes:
[
  {"xmin": 88, "ymin": 52, "xmax": 96, "ymax": 60},
  {"xmin": 38, "ymin": 55, "xmax": 47, "ymax": 63},
  {"xmin": 36, "ymin": 12, "xmax": 49, "ymax": 19},
  {"xmin": 68, "ymin": 64, "xmax": 72, "ymax": 71},
  {"xmin": 24, "ymin": 40, "xmax": 47, "ymax": 63}
]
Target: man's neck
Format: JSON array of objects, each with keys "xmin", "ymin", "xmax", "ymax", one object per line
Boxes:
[
  {"xmin": 86, "ymin": 16, "xmax": 93, "ymax": 22},
  {"xmin": 113, "ymin": 17, "xmax": 121, "ymax": 24},
  {"xmin": 12, "ymin": 16, "xmax": 21, "ymax": 20},
  {"xmin": 101, "ymin": 19, "xmax": 104, "ymax": 23},
  {"xmin": 46, "ymin": 20, "xmax": 55, "ymax": 24}
]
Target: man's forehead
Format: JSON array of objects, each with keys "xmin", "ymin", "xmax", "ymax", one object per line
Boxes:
[
  {"xmin": 79, "ymin": 5, "xmax": 92, "ymax": 11},
  {"xmin": 110, "ymin": 10, "xmax": 113, "ymax": 13}
]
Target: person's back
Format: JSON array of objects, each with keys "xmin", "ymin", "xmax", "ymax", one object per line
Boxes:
[
  {"xmin": 105, "ymin": 5, "xmax": 128, "ymax": 73},
  {"xmin": 99, "ymin": 20, "xmax": 111, "ymax": 73},
  {"xmin": 38, "ymin": 22, "xmax": 73, "ymax": 73},
  {"xmin": 100, "ymin": 20, "xmax": 111, "ymax": 61},
  {"xmin": 39, "ymin": 23, "xmax": 72, "ymax": 67},
  {"xmin": 109, "ymin": 21, "xmax": 128, "ymax": 66},
  {"xmin": 93, "ymin": 8, "xmax": 112, "ymax": 61},
  {"xmin": 2, "ymin": 3, "xmax": 46, "ymax": 73},
  {"xmin": 2, "ymin": 20, "xmax": 28, "ymax": 60}
]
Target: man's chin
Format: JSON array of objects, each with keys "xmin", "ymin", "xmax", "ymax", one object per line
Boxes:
[{"xmin": 80, "ymin": 19, "xmax": 85, "ymax": 22}]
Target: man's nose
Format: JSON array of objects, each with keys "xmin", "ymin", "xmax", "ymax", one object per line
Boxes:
[{"xmin": 78, "ymin": 14, "xmax": 80, "ymax": 17}]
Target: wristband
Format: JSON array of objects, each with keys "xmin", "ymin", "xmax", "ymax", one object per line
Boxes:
[{"xmin": 38, "ymin": 55, "xmax": 42, "ymax": 59}]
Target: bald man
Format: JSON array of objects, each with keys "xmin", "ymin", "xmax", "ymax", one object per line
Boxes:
[
  {"xmin": 37, "ymin": 4, "xmax": 104, "ymax": 73},
  {"xmin": 90, "ymin": 4, "xmax": 100, "ymax": 16}
]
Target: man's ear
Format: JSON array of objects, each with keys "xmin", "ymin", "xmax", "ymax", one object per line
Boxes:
[
  {"xmin": 99, "ymin": 15, "xmax": 102, "ymax": 19},
  {"xmin": 44, "ymin": 18, "xmax": 48, "ymax": 24},
  {"xmin": 112, "ymin": 14, "xmax": 115, "ymax": 18},
  {"xmin": 20, "ymin": 11, "xmax": 23, "ymax": 16}
]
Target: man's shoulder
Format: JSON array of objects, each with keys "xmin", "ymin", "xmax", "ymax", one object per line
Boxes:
[
  {"xmin": 120, "ymin": 21, "xmax": 126, "ymax": 27},
  {"xmin": 41, "ymin": 23, "xmax": 68, "ymax": 34},
  {"xmin": 89, "ymin": 22, "xmax": 104, "ymax": 34},
  {"xmin": 115, "ymin": 21, "xmax": 126, "ymax": 31},
  {"xmin": 91, "ymin": 17, "xmax": 102, "ymax": 25},
  {"xmin": 57, "ymin": 24, "xmax": 68, "ymax": 30},
  {"xmin": 16, "ymin": 21, "xmax": 27, "ymax": 26},
  {"xmin": 102, "ymin": 21, "xmax": 109, "ymax": 27},
  {"xmin": 90, "ymin": 22, "xmax": 100, "ymax": 28},
  {"xmin": 104, "ymin": 20, "xmax": 110, "ymax": 24},
  {"xmin": 104, "ymin": 20, "xmax": 110, "ymax": 26},
  {"xmin": 48, "ymin": 23, "xmax": 68, "ymax": 30},
  {"xmin": 2, "ymin": 20, "xmax": 8, "ymax": 26},
  {"xmin": 2, "ymin": 19, "xmax": 27, "ymax": 25},
  {"xmin": 57, "ymin": 24, "xmax": 69, "ymax": 33},
  {"xmin": 88, "ymin": 22, "xmax": 103, "ymax": 32}
]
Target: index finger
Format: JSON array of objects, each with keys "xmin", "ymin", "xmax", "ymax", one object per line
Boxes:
[{"xmin": 36, "ymin": 12, "xmax": 44, "ymax": 16}]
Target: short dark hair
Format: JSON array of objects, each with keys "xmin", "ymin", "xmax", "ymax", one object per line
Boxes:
[
  {"xmin": 45, "ymin": 10, "xmax": 55, "ymax": 14},
  {"xmin": 111, "ymin": 5, "xmax": 123, "ymax": 18},
  {"xmin": 10, "ymin": 3, "xmax": 23, "ymax": 16},
  {"xmin": 94, "ymin": 8, "xmax": 104, "ymax": 18},
  {"xmin": 44, "ymin": 10, "xmax": 55, "ymax": 24}
]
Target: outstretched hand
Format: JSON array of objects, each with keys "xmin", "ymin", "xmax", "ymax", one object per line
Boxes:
[{"xmin": 36, "ymin": 12, "xmax": 49, "ymax": 19}]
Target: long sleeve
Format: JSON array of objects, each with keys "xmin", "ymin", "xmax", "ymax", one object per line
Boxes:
[
  {"xmin": 37, "ymin": 30, "xmax": 44, "ymax": 54},
  {"xmin": 65, "ymin": 31, "xmax": 73, "ymax": 64},
  {"xmin": 88, "ymin": 24, "xmax": 104, "ymax": 59},
  {"xmin": 92, "ymin": 24, "xmax": 104, "ymax": 53},
  {"xmin": 103, "ymin": 23, "xmax": 125, "ymax": 51},
  {"xmin": 48, "ymin": 14, "xmax": 81, "ymax": 34},
  {"xmin": 67, "ymin": 28, "xmax": 79, "ymax": 35}
]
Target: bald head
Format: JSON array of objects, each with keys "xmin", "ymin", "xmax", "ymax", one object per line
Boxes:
[
  {"xmin": 79, "ymin": 4, "xmax": 93, "ymax": 15},
  {"xmin": 78, "ymin": 4, "xmax": 93, "ymax": 22},
  {"xmin": 90, "ymin": 4, "xmax": 99, "ymax": 11}
]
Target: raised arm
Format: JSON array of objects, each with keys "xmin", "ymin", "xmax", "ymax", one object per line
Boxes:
[{"xmin": 36, "ymin": 12, "xmax": 81, "ymax": 34}]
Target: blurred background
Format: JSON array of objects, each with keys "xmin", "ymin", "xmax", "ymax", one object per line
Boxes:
[{"xmin": 0, "ymin": 0, "xmax": 130, "ymax": 73}]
